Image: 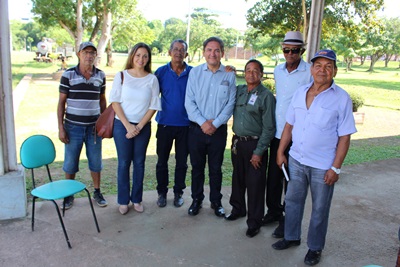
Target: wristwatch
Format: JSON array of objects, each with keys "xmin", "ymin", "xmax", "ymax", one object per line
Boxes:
[{"xmin": 330, "ymin": 166, "xmax": 341, "ymax": 174}]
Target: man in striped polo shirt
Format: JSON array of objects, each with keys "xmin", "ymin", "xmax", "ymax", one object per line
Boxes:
[{"xmin": 57, "ymin": 41, "xmax": 108, "ymax": 209}]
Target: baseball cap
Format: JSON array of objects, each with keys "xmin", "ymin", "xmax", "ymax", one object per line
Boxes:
[
  {"xmin": 78, "ymin": 41, "xmax": 97, "ymax": 52},
  {"xmin": 311, "ymin": 49, "xmax": 336, "ymax": 63},
  {"xmin": 281, "ymin": 31, "xmax": 306, "ymax": 47}
]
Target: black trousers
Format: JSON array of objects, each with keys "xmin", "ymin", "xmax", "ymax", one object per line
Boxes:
[
  {"xmin": 266, "ymin": 137, "xmax": 291, "ymax": 216},
  {"xmin": 230, "ymin": 136, "xmax": 267, "ymax": 229},
  {"xmin": 188, "ymin": 123, "xmax": 227, "ymax": 203},
  {"xmin": 156, "ymin": 124, "xmax": 189, "ymax": 196}
]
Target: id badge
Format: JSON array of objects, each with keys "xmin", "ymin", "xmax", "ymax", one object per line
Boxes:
[{"xmin": 248, "ymin": 94, "xmax": 258, "ymax": 105}]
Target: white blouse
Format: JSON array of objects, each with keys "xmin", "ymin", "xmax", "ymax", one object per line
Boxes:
[{"xmin": 109, "ymin": 70, "xmax": 161, "ymax": 123}]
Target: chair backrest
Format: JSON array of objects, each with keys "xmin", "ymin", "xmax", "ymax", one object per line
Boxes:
[{"xmin": 20, "ymin": 135, "xmax": 56, "ymax": 169}]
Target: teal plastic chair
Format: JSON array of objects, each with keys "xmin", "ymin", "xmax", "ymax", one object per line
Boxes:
[{"xmin": 20, "ymin": 135, "xmax": 100, "ymax": 248}]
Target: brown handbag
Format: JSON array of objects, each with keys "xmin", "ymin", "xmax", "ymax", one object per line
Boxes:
[
  {"xmin": 96, "ymin": 104, "xmax": 115, "ymax": 138},
  {"xmin": 95, "ymin": 71, "xmax": 124, "ymax": 138}
]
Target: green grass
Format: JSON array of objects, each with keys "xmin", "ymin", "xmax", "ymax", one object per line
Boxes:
[
  {"xmin": 335, "ymin": 64, "xmax": 400, "ymax": 110},
  {"xmin": 11, "ymin": 51, "xmax": 400, "ymax": 198}
]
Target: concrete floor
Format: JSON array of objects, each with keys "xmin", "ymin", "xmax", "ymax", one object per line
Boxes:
[{"xmin": 1, "ymin": 158, "xmax": 399, "ymax": 267}]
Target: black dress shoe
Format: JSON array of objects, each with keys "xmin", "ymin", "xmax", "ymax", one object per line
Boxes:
[
  {"xmin": 261, "ymin": 213, "xmax": 282, "ymax": 226},
  {"xmin": 225, "ymin": 213, "xmax": 245, "ymax": 221},
  {"xmin": 304, "ymin": 249, "xmax": 322, "ymax": 266},
  {"xmin": 211, "ymin": 202, "xmax": 225, "ymax": 217},
  {"xmin": 188, "ymin": 199, "xmax": 202, "ymax": 216},
  {"xmin": 246, "ymin": 227, "xmax": 260, "ymax": 238},
  {"xmin": 272, "ymin": 216, "xmax": 285, "ymax": 238},
  {"xmin": 272, "ymin": 239, "xmax": 301, "ymax": 250},
  {"xmin": 173, "ymin": 194, "xmax": 184, "ymax": 207},
  {"xmin": 157, "ymin": 194, "xmax": 166, "ymax": 208}
]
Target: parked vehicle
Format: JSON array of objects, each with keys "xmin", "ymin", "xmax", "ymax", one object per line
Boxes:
[{"xmin": 34, "ymin": 38, "xmax": 74, "ymax": 63}]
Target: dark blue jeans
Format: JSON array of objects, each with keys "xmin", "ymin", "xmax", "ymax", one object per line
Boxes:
[
  {"xmin": 188, "ymin": 123, "xmax": 227, "ymax": 203},
  {"xmin": 63, "ymin": 122, "xmax": 102, "ymax": 174},
  {"xmin": 113, "ymin": 119, "xmax": 151, "ymax": 205},
  {"xmin": 156, "ymin": 124, "xmax": 188, "ymax": 196}
]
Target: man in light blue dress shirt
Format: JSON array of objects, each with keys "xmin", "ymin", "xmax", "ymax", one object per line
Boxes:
[{"xmin": 185, "ymin": 36, "xmax": 236, "ymax": 217}]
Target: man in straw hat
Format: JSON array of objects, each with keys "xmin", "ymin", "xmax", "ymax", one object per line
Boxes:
[{"xmin": 262, "ymin": 31, "xmax": 312, "ymax": 236}]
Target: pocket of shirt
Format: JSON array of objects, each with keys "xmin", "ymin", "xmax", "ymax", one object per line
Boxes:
[
  {"xmin": 311, "ymin": 107, "xmax": 338, "ymax": 131},
  {"xmin": 217, "ymin": 85, "xmax": 229, "ymax": 100}
]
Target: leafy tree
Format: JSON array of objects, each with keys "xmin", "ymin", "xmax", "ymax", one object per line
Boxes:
[
  {"xmin": 363, "ymin": 23, "xmax": 386, "ymax": 72},
  {"xmin": 31, "ymin": 0, "xmax": 151, "ymax": 66},
  {"xmin": 382, "ymin": 17, "xmax": 400, "ymax": 67},
  {"xmin": 323, "ymin": 20, "xmax": 362, "ymax": 71},
  {"xmin": 247, "ymin": 0, "xmax": 311, "ymax": 38},
  {"xmin": 148, "ymin": 20, "xmax": 164, "ymax": 54},
  {"xmin": 187, "ymin": 8, "xmax": 220, "ymax": 62},
  {"xmin": 217, "ymin": 27, "xmax": 241, "ymax": 61},
  {"xmin": 244, "ymin": 27, "xmax": 282, "ymax": 66},
  {"xmin": 158, "ymin": 18, "xmax": 187, "ymax": 55},
  {"xmin": 9, "ymin": 20, "xmax": 28, "ymax": 51},
  {"xmin": 246, "ymin": 0, "xmax": 384, "ymax": 44}
]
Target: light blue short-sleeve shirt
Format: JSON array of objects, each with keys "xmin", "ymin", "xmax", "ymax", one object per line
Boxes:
[{"xmin": 286, "ymin": 81, "xmax": 357, "ymax": 169}]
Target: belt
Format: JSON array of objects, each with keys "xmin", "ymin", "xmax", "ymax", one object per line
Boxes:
[{"xmin": 234, "ymin": 135, "xmax": 259, "ymax": 141}]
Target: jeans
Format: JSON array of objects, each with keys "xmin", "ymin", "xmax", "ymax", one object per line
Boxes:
[
  {"xmin": 285, "ymin": 156, "xmax": 334, "ymax": 251},
  {"xmin": 156, "ymin": 124, "xmax": 188, "ymax": 196},
  {"xmin": 63, "ymin": 122, "xmax": 102, "ymax": 174},
  {"xmin": 113, "ymin": 119, "xmax": 151, "ymax": 205},
  {"xmin": 188, "ymin": 123, "xmax": 227, "ymax": 203}
]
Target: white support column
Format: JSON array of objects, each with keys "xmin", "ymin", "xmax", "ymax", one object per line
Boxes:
[
  {"xmin": 306, "ymin": 0, "xmax": 325, "ymax": 63},
  {"xmin": 0, "ymin": 0, "xmax": 27, "ymax": 220}
]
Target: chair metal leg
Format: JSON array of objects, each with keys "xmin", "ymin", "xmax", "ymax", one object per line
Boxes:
[
  {"xmin": 62, "ymin": 199, "xmax": 66, "ymax": 217},
  {"xmin": 84, "ymin": 188, "xmax": 101, "ymax": 233},
  {"xmin": 31, "ymin": 196, "xmax": 37, "ymax": 231},
  {"xmin": 50, "ymin": 200, "xmax": 72, "ymax": 249}
]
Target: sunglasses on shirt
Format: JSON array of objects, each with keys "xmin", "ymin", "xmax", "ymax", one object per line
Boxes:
[{"xmin": 282, "ymin": 48, "xmax": 302, "ymax": 54}]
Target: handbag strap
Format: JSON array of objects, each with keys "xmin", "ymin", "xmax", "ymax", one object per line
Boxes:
[{"xmin": 120, "ymin": 71, "xmax": 124, "ymax": 85}]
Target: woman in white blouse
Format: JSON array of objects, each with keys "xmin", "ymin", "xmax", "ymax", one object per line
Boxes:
[{"xmin": 109, "ymin": 43, "xmax": 161, "ymax": 215}]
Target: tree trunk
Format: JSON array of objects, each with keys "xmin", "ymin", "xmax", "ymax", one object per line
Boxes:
[
  {"xmin": 275, "ymin": 53, "xmax": 279, "ymax": 66},
  {"xmin": 75, "ymin": 0, "xmax": 83, "ymax": 54},
  {"xmin": 360, "ymin": 56, "xmax": 365, "ymax": 65},
  {"xmin": 384, "ymin": 54, "xmax": 392, "ymax": 67},
  {"xmin": 367, "ymin": 54, "xmax": 379, "ymax": 72},
  {"xmin": 345, "ymin": 58, "xmax": 350, "ymax": 72},
  {"xmin": 106, "ymin": 39, "xmax": 113, "ymax": 67},
  {"xmin": 96, "ymin": 2, "xmax": 112, "ymax": 66},
  {"xmin": 302, "ymin": 0, "xmax": 308, "ymax": 43}
]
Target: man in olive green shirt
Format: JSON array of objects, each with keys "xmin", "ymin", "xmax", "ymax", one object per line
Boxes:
[{"xmin": 225, "ymin": 59, "xmax": 276, "ymax": 238}]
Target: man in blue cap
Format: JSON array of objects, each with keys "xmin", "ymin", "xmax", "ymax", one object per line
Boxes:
[{"xmin": 271, "ymin": 49, "xmax": 357, "ymax": 266}]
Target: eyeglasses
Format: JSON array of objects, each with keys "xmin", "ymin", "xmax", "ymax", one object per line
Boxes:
[
  {"xmin": 81, "ymin": 51, "xmax": 97, "ymax": 56},
  {"xmin": 282, "ymin": 48, "xmax": 302, "ymax": 54}
]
